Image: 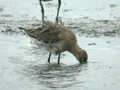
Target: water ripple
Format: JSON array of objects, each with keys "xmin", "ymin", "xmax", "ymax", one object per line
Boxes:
[{"xmin": 21, "ymin": 63, "xmax": 88, "ymax": 89}]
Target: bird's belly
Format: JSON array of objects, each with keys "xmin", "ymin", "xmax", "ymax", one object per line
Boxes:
[
  {"xmin": 49, "ymin": 42, "xmax": 62, "ymax": 54},
  {"xmin": 33, "ymin": 40, "xmax": 62, "ymax": 54}
]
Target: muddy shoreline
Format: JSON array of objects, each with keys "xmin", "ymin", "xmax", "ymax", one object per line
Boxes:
[
  {"xmin": 0, "ymin": 17, "xmax": 120, "ymax": 37},
  {"xmin": 0, "ymin": 0, "xmax": 120, "ymax": 37}
]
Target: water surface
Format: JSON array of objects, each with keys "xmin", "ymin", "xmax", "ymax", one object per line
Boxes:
[
  {"xmin": 0, "ymin": 33, "xmax": 120, "ymax": 90},
  {"xmin": 0, "ymin": 0, "xmax": 120, "ymax": 90}
]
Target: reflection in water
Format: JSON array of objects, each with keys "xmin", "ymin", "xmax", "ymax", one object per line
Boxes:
[{"xmin": 22, "ymin": 63, "xmax": 88, "ymax": 89}]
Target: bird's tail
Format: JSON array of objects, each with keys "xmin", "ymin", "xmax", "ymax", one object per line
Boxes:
[
  {"xmin": 19, "ymin": 27, "xmax": 27, "ymax": 30},
  {"xmin": 19, "ymin": 27, "xmax": 31, "ymax": 33},
  {"xmin": 19, "ymin": 27, "xmax": 37, "ymax": 38}
]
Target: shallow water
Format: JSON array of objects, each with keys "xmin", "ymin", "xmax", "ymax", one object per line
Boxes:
[
  {"xmin": 0, "ymin": 0, "xmax": 120, "ymax": 90},
  {"xmin": 0, "ymin": 33, "xmax": 120, "ymax": 90},
  {"xmin": 0, "ymin": 0, "xmax": 120, "ymax": 20}
]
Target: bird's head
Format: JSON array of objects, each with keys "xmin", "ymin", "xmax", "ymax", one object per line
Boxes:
[
  {"xmin": 70, "ymin": 43, "xmax": 88, "ymax": 63},
  {"xmin": 76, "ymin": 49, "xmax": 88, "ymax": 63}
]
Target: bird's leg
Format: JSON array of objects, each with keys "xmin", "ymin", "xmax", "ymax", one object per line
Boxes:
[
  {"xmin": 58, "ymin": 53, "xmax": 61, "ymax": 64},
  {"xmin": 39, "ymin": 0, "xmax": 45, "ymax": 27},
  {"xmin": 56, "ymin": 0, "xmax": 61, "ymax": 24},
  {"xmin": 48, "ymin": 52, "xmax": 51, "ymax": 63},
  {"xmin": 48, "ymin": 41, "xmax": 52, "ymax": 63}
]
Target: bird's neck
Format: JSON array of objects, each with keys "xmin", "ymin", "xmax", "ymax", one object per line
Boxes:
[{"xmin": 70, "ymin": 43, "xmax": 82, "ymax": 60}]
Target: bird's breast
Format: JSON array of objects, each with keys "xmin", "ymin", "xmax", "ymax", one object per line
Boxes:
[{"xmin": 35, "ymin": 40, "xmax": 62, "ymax": 54}]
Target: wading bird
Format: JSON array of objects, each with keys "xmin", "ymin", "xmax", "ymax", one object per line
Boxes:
[
  {"xmin": 19, "ymin": 21, "xmax": 88, "ymax": 64},
  {"xmin": 19, "ymin": 0, "xmax": 88, "ymax": 64}
]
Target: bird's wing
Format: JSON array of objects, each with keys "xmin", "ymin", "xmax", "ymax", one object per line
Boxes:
[
  {"xmin": 21, "ymin": 27, "xmax": 61, "ymax": 44},
  {"xmin": 19, "ymin": 21, "xmax": 67, "ymax": 44}
]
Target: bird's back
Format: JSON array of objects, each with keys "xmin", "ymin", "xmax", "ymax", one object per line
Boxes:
[
  {"xmin": 23, "ymin": 21, "xmax": 69, "ymax": 43},
  {"xmin": 21, "ymin": 21, "xmax": 77, "ymax": 53}
]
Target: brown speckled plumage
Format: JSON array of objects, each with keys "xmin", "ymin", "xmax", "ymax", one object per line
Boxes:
[{"xmin": 19, "ymin": 21, "xmax": 88, "ymax": 64}]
